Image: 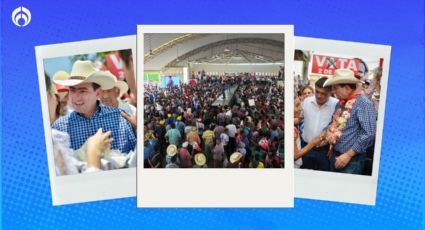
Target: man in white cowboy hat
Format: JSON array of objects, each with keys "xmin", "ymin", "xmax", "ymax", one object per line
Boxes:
[
  {"xmin": 98, "ymin": 71, "xmax": 136, "ymax": 116},
  {"xmin": 227, "ymin": 152, "xmax": 243, "ymax": 168},
  {"xmin": 52, "ymin": 60, "xmax": 136, "ymax": 154},
  {"xmin": 165, "ymin": 144, "xmax": 179, "ymax": 168},
  {"xmin": 322, "ymin": 69, "xmax": 377, "ymax": 174},
  {"xmin": 193, "ymin": 153, "xmax": 207, "ymax": 168}
]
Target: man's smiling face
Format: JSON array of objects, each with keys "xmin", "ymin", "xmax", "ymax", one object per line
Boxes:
[{"xmin": 69, "ymin": 83, "xmax": 99, "ymax": 117}]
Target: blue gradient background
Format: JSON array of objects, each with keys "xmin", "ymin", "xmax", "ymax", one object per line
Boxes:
[{"xmin": 1, "ymin": 0, "xmax": 424, "ymax": 229}]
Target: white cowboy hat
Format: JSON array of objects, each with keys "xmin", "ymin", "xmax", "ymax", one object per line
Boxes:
[
  {"xmin": 166, "ymin": 144, "xmax": 177, "ymax": 156},
  {"xmin": 194, "ymin": 153, "xmax": 206, "ymax": 166},
  {"xmin": 52, "ymin": 70, "xmax": 70, "ymax": 83},
  {"xmin": 115, "ymin": 80, "xmax": 129, "ymax": 97},
  {"xmin": 323, "ymin": 69, "xmax": 362, "ymax": 87},
  {"xmin": 52, "ymin": 60, "xmax": 116, "ymax": 90},
  {"xmin": 98, "ymin": 71, "xmax": 129, "ymax": 97},
  {"xmin": 230, "ymin": 152, "xmax": 242, "ymax": 164},
  {"xmin": 52, "ymin": 70, "xmax": 69, "ymax": 98}
]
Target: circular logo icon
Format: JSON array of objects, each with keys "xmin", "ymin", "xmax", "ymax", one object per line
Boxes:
[{"xmin": 11, "ymin": 6, "xmax": 31, "ymax": 27}]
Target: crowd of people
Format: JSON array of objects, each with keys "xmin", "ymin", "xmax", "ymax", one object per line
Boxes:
[
  {"xmin": 143, "ymin": 72, "xmax": 285, "ymax": 168},
  {"xmin": 294, "ymin": 65, "xmax": 382, "ymax": 175},
  {"xmin": 47, "ymin": 50, "xmax": 137, "ymax": 175}
]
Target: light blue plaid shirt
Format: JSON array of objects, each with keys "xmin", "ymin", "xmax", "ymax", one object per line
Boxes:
[
  {"xmin": 333, "ymin": 96, "xmax": 377, "ymax": 155},
  {"xmin": 52, "ymin": 104, "xmax": 136, "ymax": 154}
]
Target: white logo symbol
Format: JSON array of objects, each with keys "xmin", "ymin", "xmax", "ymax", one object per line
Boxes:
[{"xmin": 11, "ymin": 6, "xmax": 31, "ymax": 27}]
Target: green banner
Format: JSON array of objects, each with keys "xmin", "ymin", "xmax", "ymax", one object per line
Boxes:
[{"xmin": 144, "ymin": 72, "xmax": 160, "ymax": 81}]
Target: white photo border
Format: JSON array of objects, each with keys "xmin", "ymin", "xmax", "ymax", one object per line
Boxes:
[
  {"xmin": 294, "ymin": 36, "xmax": 391, "ymax": 205},
  {"xmin": 137, "ymin": 25, "xmax": 294, "ymax": 207},
  {"xmin": 35, "ymin": 35, "xmax": 137, "ymax": 205}
]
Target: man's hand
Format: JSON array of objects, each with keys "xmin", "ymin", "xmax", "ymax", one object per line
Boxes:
[
  {"xmin": 87, "ymin": 128, "xmax": 113, "ymax": 154},
  {"xmin": 310, "ymin": 135, "xmax": 322, "ymax": 147},
  {"xmin": 335, "ymin": 152, "xmax": 353, "ymax": 169},
  {"xmin": 121, "ymin": 112, "xmax": 137, "ymax": 129},
  {"xmin": 316, "ymin": 132, "xmax": 328, "ymax": 147},
  {"xmin": 86, "ymin": 128, "xmax": 113, "ymax": 168}
]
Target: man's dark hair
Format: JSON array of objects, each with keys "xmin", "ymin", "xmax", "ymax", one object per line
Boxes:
[
  {"xmin": 118, "ymin": 49, "xmax": 132, "ymax": 68},
  {"xmin": 339, "ymin": 83, "xmax": 357, "ymax": 90},
  {"xmin": 315, "ymin": 77, "xmax": 330, "ymax": 89},
  {"xmin": 170, "ymin": 123, "xmax": 176, "ymax": 129},
  {"xmin": 92, "ymin": 83, "xmax": 101, "ymax": 91},
  {"xmin": 45, "ymin": 72, "xmax": 52, "ymax": 92}
]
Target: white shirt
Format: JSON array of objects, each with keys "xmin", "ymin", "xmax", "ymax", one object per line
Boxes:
[
  {"xmin": 225, "ymin": 110, "xmax": 232, "ymax": 117},
  {"xmin": 301, "ymin": 96, "xmax": 338, "ymax": 143},
  {"xmin": 118, "ymin": 101, "xmax": 137, "ymax": 116},
  {"xmin": 225, "ymin": 124, "xmax": 237, "ymax": 138},
  {"xmin": 220, "ymin": 133, "xmax": 229, "ymax": 146}
]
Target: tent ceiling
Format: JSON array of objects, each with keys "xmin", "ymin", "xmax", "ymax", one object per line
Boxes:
[
  {"xmin": 143, "ymin": 34, "xmax": 285, "ymax": 70},
  {"xmin": 167, "ymin": 38, "xmax": 285, "ymax": 67}
]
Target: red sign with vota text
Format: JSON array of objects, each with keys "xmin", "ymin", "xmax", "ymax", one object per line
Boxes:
[
  {"xmin": 311, "ymin": 55, "xmax": 360, "ymax": 76},
  {"xmin": 106, "ymin": 52, "xmax": 125, "ymax": 80}
]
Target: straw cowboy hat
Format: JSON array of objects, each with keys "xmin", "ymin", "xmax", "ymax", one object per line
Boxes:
[
  {"xmin": 51, "ymin": 71, "xmax": 70, "ymax": 98},
  {"xmin": 52, "ymin": 71, "xmax": 70, "ymax": 91},
  {"xmin": 194, "ymin": 153, "xmax": 206, "ymax": 166},
  {"xmin": 52, "ymin": 60, "xmax": 116, "ymax": 90},
  {"xmin": 166, "ymin": 144, "xmax": 178, "ymax": 156},
  {"xmin": 230, "ymin": 152, "xmax": 242, "ymax": 164},
  {"xmin": 98, "ymin": 71, "xmax": 129, "ymax": 97},
  {"xmin": 323, "ymin": 69, "xmax": 362, "ymax": 87},
  {"xmin": 115, "ymin": 80, "xmax": 129, "ymax": 97}
]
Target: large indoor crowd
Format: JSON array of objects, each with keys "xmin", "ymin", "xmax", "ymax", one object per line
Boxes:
[{"xmin": 144, "ymin": 72, "xmax": 285, "ymax": 168}]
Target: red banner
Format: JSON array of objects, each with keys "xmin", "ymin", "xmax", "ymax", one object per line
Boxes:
[
  {"xmin": 105, "ymin": 52, "xmax": 125, "ymax": 80},
  {"xmin": 311, "ymin": 55, "xmax": 360, "ymax": 76}
]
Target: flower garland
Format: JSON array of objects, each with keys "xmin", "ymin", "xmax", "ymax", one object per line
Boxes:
[{"xmin": 325, "ymin": 97, "xmax": 357, "ymax": 147}]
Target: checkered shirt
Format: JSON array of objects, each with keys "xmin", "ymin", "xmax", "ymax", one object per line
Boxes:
[
  {"xmin": 52, "ymin": 104, "xmax": 136, "ymax": 154},
  {"xmin": 334, "ymin": 95, "xmax": 377, "ymax": 155}
]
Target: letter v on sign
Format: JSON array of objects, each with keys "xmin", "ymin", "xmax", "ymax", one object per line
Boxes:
[
  {"xmin": 110, "ymin": 54, "xmax": 123, "ymax": 69},
  {"xmin": 315, "ymin": 55, "xmax": 327, "ymax": 67}
]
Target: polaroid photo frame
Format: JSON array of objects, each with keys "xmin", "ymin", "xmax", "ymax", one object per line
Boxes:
[
  {"xmin": 35, "ymin": 35, "xmax": 137, "ymax": 205},
  {"xmin": 137, "ymin": 25, "xmax": 294, "ymax": 207},
  {"xmin": 294, "ymin": 36, "xmax": 391, "ymax": 205}
]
